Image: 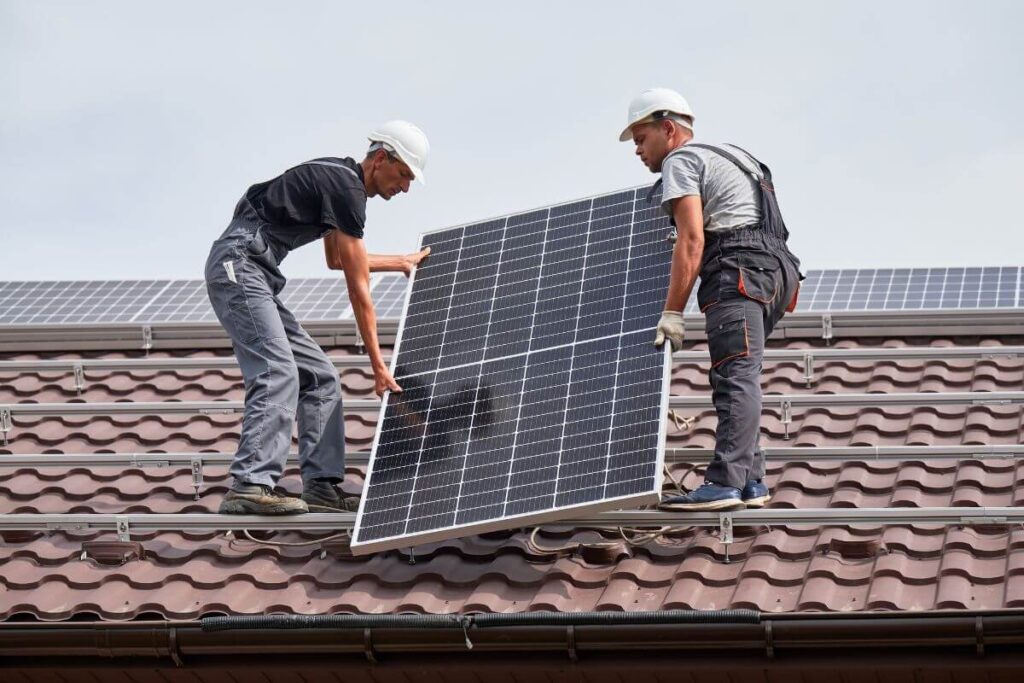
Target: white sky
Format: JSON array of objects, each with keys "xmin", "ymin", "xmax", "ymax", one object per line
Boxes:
[{"xmin": 1, "ymin": 0, "xmax": 1022, "ymax": 281}]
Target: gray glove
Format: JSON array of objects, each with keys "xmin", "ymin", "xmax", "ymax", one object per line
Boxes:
[{"xmin": 654, "ymin": 311, "xmax": 685, "ymax": 351}]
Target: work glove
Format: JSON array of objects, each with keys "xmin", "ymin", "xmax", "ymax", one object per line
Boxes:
[{"xmin": 654, "ymin": 311, "xmax": 685, "ymax": 351}]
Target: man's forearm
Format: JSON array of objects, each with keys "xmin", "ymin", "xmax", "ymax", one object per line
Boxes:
[
  {"xmin": 664, "ymin": 234, "xmax": 703, "ymax": 311},
  {"xmin": 348, "ymin": 285, "xmax": 388, "ymax": 371},
  {"xmin": 367, "ymin": 254, "xmax": 405, "ymax": 272}
]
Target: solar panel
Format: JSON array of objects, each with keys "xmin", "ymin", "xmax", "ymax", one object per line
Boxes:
[
  {"xmin": 679, "ymin": 266, "xmax": 1023, "ymax": 313},
  {"xmin": 352, "ymin": 188, "xmax": 675, "ymax": 554},
  {"xmin": 0, "ymin": 280, "xmax": 170, "ymax": 325}
]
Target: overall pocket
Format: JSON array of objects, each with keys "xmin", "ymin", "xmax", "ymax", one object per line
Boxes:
[
  {"xmin": 735, "ymin": 251, "xmax": 782, "ymax": 304},
  {"xmin": 706, "ymin": 304, "xmax": 749, "ymax": 369}
]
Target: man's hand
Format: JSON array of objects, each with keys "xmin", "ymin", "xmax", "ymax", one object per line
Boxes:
[
  {"xmin": 400, "ymin": 246, "xmax": 431, "ymax": 276},
  {"xmin": 374, "ymin": 364, "xmax": 403, "ymax": 398},
  {"xmin": 654, "ymin": 311, "xmax": 686, "ymax": 351}
]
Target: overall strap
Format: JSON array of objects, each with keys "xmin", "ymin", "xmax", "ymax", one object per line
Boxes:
[
  {"xmin": 301, "ymin": 159, "xmax": 361, "ymax": 181},
  {"xmin": 686, "ymin": 143, "xmax": 762, "ymax": 180}
]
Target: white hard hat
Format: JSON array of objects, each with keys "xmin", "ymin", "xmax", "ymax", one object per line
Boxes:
[
  {"xmin": 618, "ymin": 88, "xmax": 695, "ymax": 142},
  {"xmin": 368, "ymin": 120, "xmax": 430, "ymax": 184}
]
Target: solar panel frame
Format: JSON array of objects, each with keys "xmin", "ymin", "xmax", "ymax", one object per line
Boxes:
[{"xmin": 351, "ymin": 187, "xmax": 674, "ymax": 555}]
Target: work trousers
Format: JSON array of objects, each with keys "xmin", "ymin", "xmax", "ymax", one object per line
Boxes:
[
  {"xmin": 697, "ymin": 241, "xmax": 800, "ymax": 489},
  {"xmin": 204, "ymin": 226, "xmax": 346, "ymax": 487}
]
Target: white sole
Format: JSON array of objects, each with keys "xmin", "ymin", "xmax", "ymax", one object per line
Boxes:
[{"xmin": 658, "ymin": 498, "xmax": 745, "ymax": 512}]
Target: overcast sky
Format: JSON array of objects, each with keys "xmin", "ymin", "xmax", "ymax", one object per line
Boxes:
[{"xmin": 2, "ymin": 0, "xmax": 1022, "ymax": 282}]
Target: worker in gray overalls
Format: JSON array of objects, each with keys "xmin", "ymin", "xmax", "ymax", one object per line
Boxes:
[
  {"xmin": 204, "ymin": 121, "xmax": 430, "ymax": 515},
  {"xmin": 620, "ymin": 89, "xmax": 804, "ymax": 511}
]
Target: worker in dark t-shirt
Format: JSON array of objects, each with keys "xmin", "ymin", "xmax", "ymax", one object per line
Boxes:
[{"xmin": 204, "ymin": 121, "xmax": 430, "ymax": 515}]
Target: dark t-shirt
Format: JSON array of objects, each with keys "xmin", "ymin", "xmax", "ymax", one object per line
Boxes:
[{"xmin": 238, "ymin": 157, "xmax": 367, "ymax": 239}]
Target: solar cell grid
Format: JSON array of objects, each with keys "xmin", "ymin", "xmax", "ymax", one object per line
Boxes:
[{"xmin": 353, "ymin": 188, "xmax": 674, "ymax": 552}]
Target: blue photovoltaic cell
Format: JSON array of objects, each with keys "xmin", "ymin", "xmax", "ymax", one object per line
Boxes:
[{"xmin": 354, "ymin": 188, "xmax": 674, "ymax": 552}]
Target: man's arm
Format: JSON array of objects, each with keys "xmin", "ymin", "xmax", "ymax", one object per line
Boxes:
[
  {"xmin": 367, "ymin": 247, "xmax": 431, "ymax": 276},
  {"xmin": 655, "ymin": 195, "xmax": 704, "ymax": 351},
  {"xmin": 665, "ymin": 195, "xmax": 704, "ymax": 311},
  {"xmin": 323, "ymin": 230, "xmax": 402, "ymax": 397}
]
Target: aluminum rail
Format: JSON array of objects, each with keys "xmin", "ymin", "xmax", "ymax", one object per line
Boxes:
[
  {"xmin": 0, "ymin": 355, "xmax": 386, "ymax": 373},
  {"xmin": 1, "ymin": 345, "xmax": 1019, "ymax": 376},
  {"xmin": 4, "ymin": 392, "xmax": 1023, "ymax": 417},
  {"xmin": 2, "ymin": 445, "xmax": 1021, "ymax": 470},
  {"xmin": 0, "ymin": 508, "xmax": 1021, "ymax": 539},
  {"xmin": 1, "ymin": 309, "xmax": 1022, "ymax": 352}
]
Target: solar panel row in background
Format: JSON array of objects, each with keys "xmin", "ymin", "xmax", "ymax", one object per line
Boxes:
[
  {"xmin": 353, "ymin": 188, "xmax": 674, "ymax": 553},
  {"xmin": 0, "ymin": 275, "xmax": 409, "ymax": 325},
  {"xmin": 680, "ymin": 266, "xmax": 1021, "ymax": 313}
]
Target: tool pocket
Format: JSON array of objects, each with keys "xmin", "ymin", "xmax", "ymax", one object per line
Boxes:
[
  {"xmin": 736, "ymin": 251, "xmax": 781, "ymax": 304},
  {"xmin": 206, "ymin": 266, "xmax": 262, "ymax": 345},
  {"xmin": 706, "ymin": 305, "xmax": 749, "ymax": 369}
]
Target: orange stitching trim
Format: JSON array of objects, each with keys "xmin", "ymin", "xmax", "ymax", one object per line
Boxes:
[{"xmin": 710, "ymin": 317, "xmax": 751, "ymax": 370}]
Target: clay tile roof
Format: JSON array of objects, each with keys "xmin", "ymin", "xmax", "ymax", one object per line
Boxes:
[{"xmin": 1, "ymin": 319, "xmax": 1023, "ymax": 623}]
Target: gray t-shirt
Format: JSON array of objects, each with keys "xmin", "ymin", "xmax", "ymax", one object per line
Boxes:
[{"xmin": 660, "ymin": 143, "xmax": 762, "ymax": 233}]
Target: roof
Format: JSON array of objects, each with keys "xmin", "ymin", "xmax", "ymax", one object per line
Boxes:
[{"xmin": 2, "ymin": 316, "xmax": 1023, "ymax": 624}]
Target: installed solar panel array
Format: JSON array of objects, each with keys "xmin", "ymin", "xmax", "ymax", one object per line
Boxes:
[
  {"xmin": 351, "ymin": 188, "xmax": 674, "ymax": 554},
  {"xmin": 0, "ymin": 275, "xmax": 408, "ymax": 325},
  {"xmin": 680, "ymin": 266, "xmax": 1022, "ymax": 313}
]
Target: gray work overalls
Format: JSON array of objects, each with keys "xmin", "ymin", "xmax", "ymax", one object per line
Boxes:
[
  {"xmin": 656, "ymin": 144, "xmax": 803, "ymax": 490},
  {"xmin": 203, "ymin": 161, "xmax": 357, "ymax": 488}
]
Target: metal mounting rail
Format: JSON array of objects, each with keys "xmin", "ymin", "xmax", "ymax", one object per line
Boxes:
[
  {"xmin": 3, "ymin": 392, "xmax": 1022, "ymax": 417},
  {"xmin": 2, "ymin": 445, "xmax": 1021, "ymax": 470},
  {"xmin": 0, "ymin": 356, "xmax": 385, "ymax": 373},
  {"xmin": 0, "ymin": 508, "xmax": 1021, "ymax": 537},
  {"xmin": 1, "ymin": 346, "xmax": 1019, "ymax": 375},
  {"xmin": 1, "ymin": 310, "xmax": 1022, "ymax": 353}
]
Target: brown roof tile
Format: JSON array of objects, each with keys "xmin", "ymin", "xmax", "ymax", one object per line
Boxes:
[{"xmin": 1, "ymin": 337, "xmax": 1023, "ymax": 620}]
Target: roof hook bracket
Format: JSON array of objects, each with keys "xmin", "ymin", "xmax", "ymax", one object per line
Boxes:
[
  {"xmin": 0, "ymin": 408, "xmax": 11, "ymax": 447},
  {"xmin": 802, "ymin": 353, "xmax": 814, "ymax": 388},
  {"xmin": 190, "ymin": 457, "xmax": 204, "ymax": 501},
  {"xmin": 781, "ymin": 400, "xmax": 793, "ymax": 440},
  {"xmin": 73, "ymin": 363, "xmax": 86, "ymax": 395},
  {"xmin": 142, "ymin": 325, "xmax": 154, "ymax": 356},
  {"xmin": 115, "ymin": 516, "xmax": 131, "ymax": 543},
  {"xmin": 821, "ymin": 314, "xmax": 833, "ymax": 344},
  {"xmin": 719, "ymin": 512, "xmax": 734, "ymax": 563}
]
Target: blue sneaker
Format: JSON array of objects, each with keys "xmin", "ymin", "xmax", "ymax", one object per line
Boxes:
[
  {"xmin": 659, "ymin": 482, "xmax": 744, "ymax": 511},
  {"xmin": 741, "ymin": 479, "xmax": 770, "ymax": 508}
]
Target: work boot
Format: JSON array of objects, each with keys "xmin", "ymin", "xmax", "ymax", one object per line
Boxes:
[
  {"xmin": 741, "ymin": 479, "xmax": 771, "ymax": 508},
  {"xmin": 301, "ymin": 478, "xmax": 360, "ymax": 512},
  {"xmin": 658, "ymin": 481, "xmax": 744, "ymax": 511},
  {"xmin": 219, "ymin": 481, "xmax": 308, "ymax": 515}
]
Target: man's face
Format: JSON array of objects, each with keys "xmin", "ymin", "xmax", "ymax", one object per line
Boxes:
[
  {"xmin": 631, "ymin": 121, "xmax": 672, "ymax": 173},
  {"xmin": 372, "ymin": 151, "xmax": 414, "ymax": 200}
]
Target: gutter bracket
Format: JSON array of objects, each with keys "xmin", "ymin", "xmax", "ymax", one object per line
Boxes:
[
  {"xmin": 976, "ymin": 615, "xmax": 984, "ymax": 657},
  {"xmin": 73, "ymin": 363, "xmax": 86, "ymax": 395},
  {"xmin": 719, "ymin": 513, "xmax": 734, "ymax": 563},
  {"xmin": 765, "ymin": 619, "xmax": 775, "ymax": 659},
  {"xmin": 363, "ymin": 628, "xmax": 378, "ymax": 664},
  {"xmin": 142, "ymin": 326, "xmax": 153, "ymax": 356},
  {"xmin": 168, "ymin": 625, "xmax": 184, "ymax": 667},
  {"xmin": 190, "ymin": 457, "xmax": 204, "ymax": 501},
  {"xmin": 0, "ymin": 408, "xmax": 11, "ymax": 447},
  {"xmin": 566, "ymin": 623, "xmax": 578, "ymax": 663},
  {"xmin": 781, "ymin": 400, "xmax": 793, "ymax": 440},
  {"xmin": 116, "ymin": 516, "xmax": 131, "ymax": 543}
]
